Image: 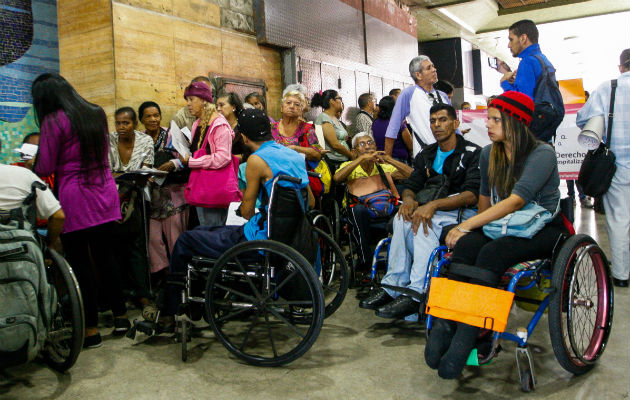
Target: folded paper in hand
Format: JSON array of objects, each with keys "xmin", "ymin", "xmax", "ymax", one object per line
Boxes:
[{"xmin": 170, "ymin": 120, "xmax": 191, "ymax": 158}]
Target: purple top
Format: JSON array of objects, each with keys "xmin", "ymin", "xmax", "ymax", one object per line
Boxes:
[
  {"xmin": 372, "ymin": 118, "xmax": 408, "ymax": 161},
  {"xmin": 35, "ymin": 110, "xmax": 121, "ymax": 233}
]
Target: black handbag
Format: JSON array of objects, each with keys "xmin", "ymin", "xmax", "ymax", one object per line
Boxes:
[{"xmin": 578, "ymin": 79, "xmax": 617, "ymax": 197}]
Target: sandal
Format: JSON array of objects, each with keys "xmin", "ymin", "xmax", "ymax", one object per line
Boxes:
[{"xmin": 142, "ymin": 303, "xmax": 159, "ymax": 321}]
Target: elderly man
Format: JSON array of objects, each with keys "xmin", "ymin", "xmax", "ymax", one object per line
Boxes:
[
  {"xmin": 360, "ymin": 104, "xmax": 481, "ymax": 319},
  {"xmin": 385, "ymin": 56, "xmax": 451, "ymax": 158},
  {"xmin": 354, "ymin": 92, "xmax": 376, "ymax": 136},
  {"xmin": 334, "ymin": 132, "xmax": 412, "ymax": 272},
  {"xmin": 577, "ymin": 48, "xmax": 630, "ymax": 288}
]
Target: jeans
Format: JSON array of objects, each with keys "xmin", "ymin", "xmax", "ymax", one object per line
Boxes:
[
  {"xmin": 603, "ymin": 165, "xmax": 630, "ymax": 280},
  {"xmin": 566, "ymin": 180, "xmax": 586, "ymax": 200},
  {"xmin": 381, "ymin": 208, "xmax": 476, "ymax": 300}
]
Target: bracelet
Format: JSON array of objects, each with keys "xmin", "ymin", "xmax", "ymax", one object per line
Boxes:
[{"xmin": 455, "ymin": 226, "xmax": 472, "ymax": 233}]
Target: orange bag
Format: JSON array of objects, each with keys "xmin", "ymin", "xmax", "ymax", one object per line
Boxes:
[{"xmin": 425, "ymin": 277, "xmax": 515, "ymax": 332}]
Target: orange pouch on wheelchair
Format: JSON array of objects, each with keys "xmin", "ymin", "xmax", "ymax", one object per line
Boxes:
[{"xmin": 425, "ymin": 277, "xmax": 515, "ymax": 332}]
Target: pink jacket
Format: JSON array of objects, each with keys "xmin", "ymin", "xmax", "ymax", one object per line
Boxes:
[{"xmin": 188, "ymin": 114, "xmax": 234, "ymax": 170}]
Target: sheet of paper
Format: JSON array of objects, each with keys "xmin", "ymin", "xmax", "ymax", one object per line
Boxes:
[
  {"xmin": 170, "ymin": 120, "xmax": 191, "ymax": 158},
  {"xmin": 181, "ymin": 126, "xmax": 192, "ymax": 142},
  {"xmin": 226, "ymin": 202, "xmax": 259, "ymax": 226}
]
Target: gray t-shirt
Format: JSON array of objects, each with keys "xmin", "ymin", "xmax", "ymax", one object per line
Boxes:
[
  {"xmin": 479, "ymin": 143, "xmax": 560, "ymax": 212},
  {"xmin": 315, "ymin": 112, "xmax": 350, "ymax": 162}
]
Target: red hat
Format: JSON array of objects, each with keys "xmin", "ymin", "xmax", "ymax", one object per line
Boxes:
[
  {"xmin": 489, "ymin": 91, "xmax": 534, "ymax": 126},
  {"xmin": 184, "ymin": 81, "xmax": 213, "ymax": 103}
]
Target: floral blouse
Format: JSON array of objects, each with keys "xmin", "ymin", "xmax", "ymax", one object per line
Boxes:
[{"xmin": 271, "ymin": 120, "xmax": 322, "ymax": 151}]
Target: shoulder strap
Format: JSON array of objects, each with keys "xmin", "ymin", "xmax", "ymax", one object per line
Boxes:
[
  {"xmin": 375, "ymin": 163, "xmax": 392, "ymax": 191},
  {"xmin": 606, "ymin": 79, "xmax": 617, "ymax": 147}
]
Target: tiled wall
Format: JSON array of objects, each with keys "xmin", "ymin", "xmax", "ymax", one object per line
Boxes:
[{"xmin": 0, "ymin": 0, "xmax": 59, "ymax": 163}]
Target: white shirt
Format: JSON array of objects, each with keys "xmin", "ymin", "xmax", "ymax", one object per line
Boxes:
[{"xmin": 0, "ymin": 164, "xmax": 61, "ymax": 219}]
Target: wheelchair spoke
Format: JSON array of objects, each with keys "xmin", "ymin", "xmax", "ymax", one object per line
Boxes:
[
  {"xmin": 262, "ymin": 268, "xmax": 299, "ymax": 302},
  {"xmin": 215, "ymin": 304, "xmax": 257, "ymax": 324},
  {"xmin": 268, "ymin": 300, "xmax": 315, "ymax": 306},
  {"xmin": 321, "ymin": 283, "xmax": 342, "ymax": 295},
  {"xmin": 234, "ymin": 256, "xmax": 264, "ymax": 301},
  {"xmin": 262, "ymin": 307, "xmax": 278, "ymax": 358},
  {"xmin": 239, "ymin": 310, "xmax": 262, "ymax": 352},
  {"xmin": 213, "ymin": 282, "xmax": 257, "ymax": 304},
  {"xmin": 264, "ymin": 306, "xmax": 306, "ymax": 338}
]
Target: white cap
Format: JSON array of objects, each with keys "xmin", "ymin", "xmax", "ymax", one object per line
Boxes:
[{"xmin": 13, "ymin": 143, "xmax": 39, "ymax": 160}]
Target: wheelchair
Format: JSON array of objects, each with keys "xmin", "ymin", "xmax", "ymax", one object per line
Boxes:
[
  {"xmin": 0, "ymin": 183, "xmax": 84, "ymax": 373},
  {"xmin": 131, "ymin": 175, "xmax": 349, "ymax": 366},
  {"xmin": 423, "ymin": 202, "xmax": 614, "ymax": 392}
]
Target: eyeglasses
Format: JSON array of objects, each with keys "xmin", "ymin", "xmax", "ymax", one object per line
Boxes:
[{"xmin": 357, "ymin": 140, "xmax": 375, "ymax": 147}]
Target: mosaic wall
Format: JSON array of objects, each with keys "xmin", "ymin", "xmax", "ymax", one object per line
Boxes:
[{"xmin": 0, "ymin": 0, "xmax": 58, "ymax": 163}]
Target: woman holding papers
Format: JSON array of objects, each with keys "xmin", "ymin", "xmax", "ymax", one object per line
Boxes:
[
  {"xmin": 33, "ymin": 73, "xmax": 129, "ymax": 347},
  {"xmin": 139, "ymin": 102, "xmax": 189, "ymax": 297},
  {"xmin": 179, "ymin": 81, "xmax": 236, "ymax": 227}
]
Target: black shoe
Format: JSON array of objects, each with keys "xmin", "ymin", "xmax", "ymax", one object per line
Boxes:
[
  {"xmin": 83, "ymin": 333, "xmax": 103, "ymax": 348},
  {"xmin": 613, "ymin": 278, "xmax": 628, "ymax": 288},
  {"xmin": 376, "ymin": 295, "xmax": 420, "ymax": 319},
  {"xmin": 113, "ymin": 317, "xmax": 131, "ymax": 335},
  {"xmin": 359, "ymin": 288, "xmax": 393, "ymax": 310}
]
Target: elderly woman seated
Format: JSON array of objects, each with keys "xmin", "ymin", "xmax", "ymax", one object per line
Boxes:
[{"xmin": 333, "ymin": 132, "xmax": 412, "ymax": 271}]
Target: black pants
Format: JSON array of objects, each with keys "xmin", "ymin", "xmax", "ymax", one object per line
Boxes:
[
  {"xmin": 61, "ymin": 222, "xmax": 127, "ymax": 328},
  {"xmin": 425, "ymin": 217, "xmax": 568, "ymax": 379}
]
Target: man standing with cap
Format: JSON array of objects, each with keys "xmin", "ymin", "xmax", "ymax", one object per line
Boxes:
[
  {"xmin": 158, "ymin": 109, "xmax": 311, "ymax": 327},
  {"xmin": 576, "ymin": 48, "xmax": 630, "ymax": 288}
]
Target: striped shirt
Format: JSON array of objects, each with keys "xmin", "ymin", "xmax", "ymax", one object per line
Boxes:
[{"xmin": 577, "ymin": 71, "xmax": 630, "ymax": 169}]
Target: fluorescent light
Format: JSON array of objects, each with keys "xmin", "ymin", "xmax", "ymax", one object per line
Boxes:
[{"xmin": 437, "ymin": 7, "xmax": 476, "ymax": 34}]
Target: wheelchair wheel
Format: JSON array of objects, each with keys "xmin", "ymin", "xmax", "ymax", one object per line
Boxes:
[
  {"xmin": 43, "ymin": 249, "xmax": 85, "ymax": 372},
  {"xmin": 314, "ymin": 227, "xmax": 349, "ymax": 318},
  {"xmin": 206, "ymin": 240, "xmax": 324, "ymax": 366},
  {"xmin": 548, "ymin": 234, "xmax": 613, "ymax": 375}
]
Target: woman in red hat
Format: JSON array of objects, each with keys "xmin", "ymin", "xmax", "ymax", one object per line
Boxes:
[
  {"xmin": 425, "ymin": 91, "xmax": 568, "ymax": 379},
  {"xmin": 179, "ymin": 81, "xmax": 239, "ymax": 227}
]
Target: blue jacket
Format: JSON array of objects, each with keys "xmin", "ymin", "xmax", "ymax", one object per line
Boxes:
[{"xmin": 501, "ymin": 44, "xmax": 555, "ymax": 99}]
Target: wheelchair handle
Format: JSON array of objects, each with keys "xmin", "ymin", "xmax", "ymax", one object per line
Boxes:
[
  {"xmin": 276, "ymin": 174, "xmax": 302, "ymax": 184},
  {"xmin": 307, "ymin": 171, "xmax": 322, "ymax": 179}
]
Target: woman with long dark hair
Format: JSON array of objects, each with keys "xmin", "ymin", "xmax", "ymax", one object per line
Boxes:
[
  {"xmin": 425, "ymin": 91, "xmax": 568, "ymax": 379},
  {"xmin": 32, "ymin": 73, "xmax": 129, "ymax": 348},
  {"xmin": 216, "ymin": 92, "xmax": 246, "ymax": 162}
]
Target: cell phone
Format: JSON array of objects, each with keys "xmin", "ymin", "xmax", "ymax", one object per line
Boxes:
[{"xmin": 488, "ymin": 57, "xmax": 498, "ymax": 70}]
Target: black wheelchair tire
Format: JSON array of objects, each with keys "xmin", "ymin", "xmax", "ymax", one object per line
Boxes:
[
  {"xmin": 43, "ymin": 249, "xmax": 85, "ymax": 372},
  {"xmin": 548, "ymin": 234, "xmax": 614, "ymax": 375},
  {"xmin": 313, "ymin": 227, "xmax": 349, "ymax": 318},
  {"xmin": 205, "ymin": 240, "xmax": 324, "ymax": 366}
]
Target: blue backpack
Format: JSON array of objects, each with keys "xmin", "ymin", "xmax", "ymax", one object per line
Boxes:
[{"xmin": 529, "ymin": 55, "xmax": 565, "ymax": 143}]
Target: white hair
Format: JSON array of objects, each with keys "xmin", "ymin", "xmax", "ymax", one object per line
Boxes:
[
  {"xmin": 282, "ymin": 84, "xmax": 308, "ymax": 98},
  {"xmin": 352, "ymin": 131, "xmax": 375, "ymax": 149},
  {"xmin": 281, "ymin": 90, "xmax": 306, "ymax": 107},
  {"xmin": 409, "ymin": 55, "xmax": 431, "ymax": 81}
]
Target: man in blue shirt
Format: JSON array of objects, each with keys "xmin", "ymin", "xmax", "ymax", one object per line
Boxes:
[
  {"xmin": 158, "ymin": 109, "xmax": 311, "ymax": 327},
  {"xmin": 360, "ymin": 104, "xmax": 481, "ymax": 320},
  {"xmin": 500, "ymin": 19, "xmax": 554, "ymax": 100}
]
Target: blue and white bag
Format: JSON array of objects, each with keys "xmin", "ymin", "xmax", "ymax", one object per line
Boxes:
[{"xmin": 482, "ymin": 190, "xmax": 560, "ymax": 240}]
